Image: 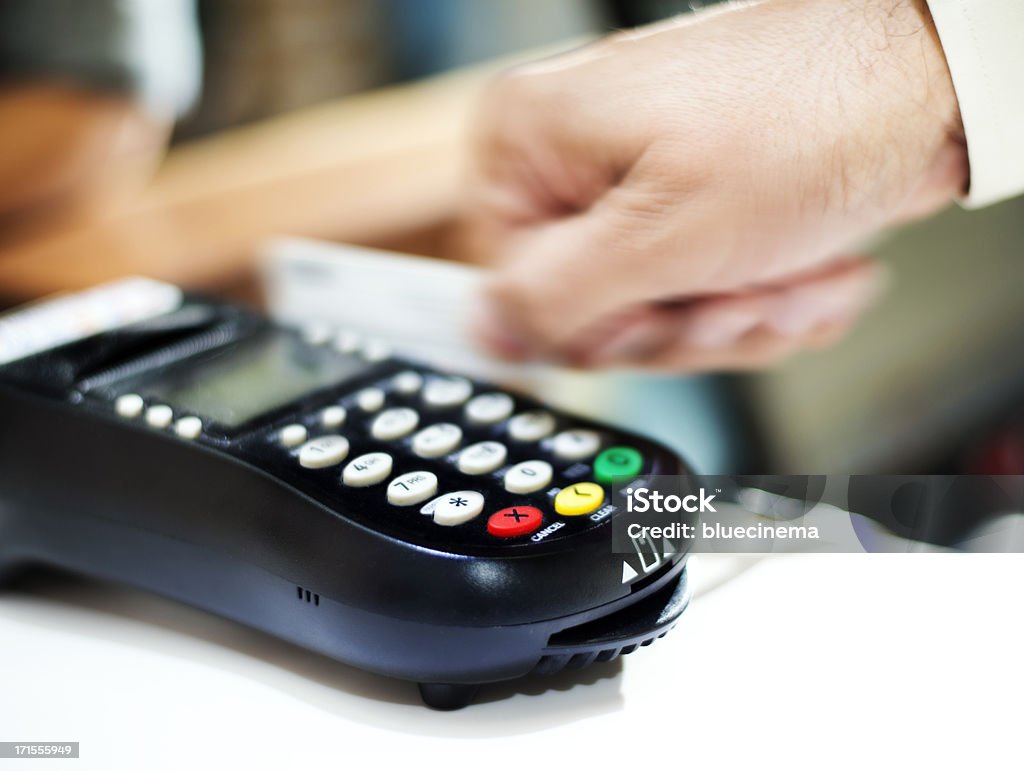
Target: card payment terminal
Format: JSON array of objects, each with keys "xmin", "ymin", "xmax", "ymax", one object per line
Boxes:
[{"xmin": 0, "ymin": 279, "xmax": 691, "ymax": 709}]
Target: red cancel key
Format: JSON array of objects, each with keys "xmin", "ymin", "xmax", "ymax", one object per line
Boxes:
[{"xmin": 487, "ymin": 506, "xmax": 543, "ymax": 537}]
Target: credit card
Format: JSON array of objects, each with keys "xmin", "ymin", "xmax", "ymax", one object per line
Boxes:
[{"xmin": 261, "ymin": 238, "xmax": 573, "ymax": 396}]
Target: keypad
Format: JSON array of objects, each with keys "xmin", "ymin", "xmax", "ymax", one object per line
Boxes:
[
  {"xmin": 104, "ymin": 330, "xmax": 659, "ymax": 546},
  {"xmin": 258, "ymin": 368, "xmax": 658, "ymax": 544}
]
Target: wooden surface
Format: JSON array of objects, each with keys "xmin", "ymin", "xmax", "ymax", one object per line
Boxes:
[{"xmin": 0, "ymin": 64, "xmax": 496, "ymax": 301}]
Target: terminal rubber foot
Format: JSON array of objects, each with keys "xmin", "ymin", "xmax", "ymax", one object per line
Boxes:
[{"xmin": 417, "ymin": 682, "xmax": 479, "ymax": 711}]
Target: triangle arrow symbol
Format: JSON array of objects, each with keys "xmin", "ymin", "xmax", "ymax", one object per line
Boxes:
[{"xmin": 621, "ymin": 561, "xmax": 639, "ymax": 584}]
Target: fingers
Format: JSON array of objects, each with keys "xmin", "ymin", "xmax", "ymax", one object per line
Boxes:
[
  {"xmin": 471, "ymin": 170, "xmax": 722, "ymax": 360},
  {"xmin": 567, "ymin": 257, "xmax": 886, "ymax": 371},
  {"xmin": 470, "ymin": 211, "xmax": 663, "ymax": 360},
  {"xmin": 617, "ymin": 318, "xmax": 859, "ymax": 374}
]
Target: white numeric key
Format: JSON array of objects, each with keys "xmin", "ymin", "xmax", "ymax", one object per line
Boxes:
[
  {"xmin": 465, "ymin": 392, "xmax": 514, "ymax": 424},
  {"xmin": 412, "ymin": 423, "xmax": 462, "ymax": 458},
  {"xmin": 504, "ymin": 460, "xmax": 553, "ymax": 494},
  {"xmin": 423, "ymin": 376, "xmax": 472, "ymax": 408},
  {"xmin": 457, "ymin": 441, "xmax": 507, "ymax": 475},
  {"xmin": 342, "ymin": 452, "xmax": 393, "ymax": 487},
  {"xmin": 298, "ymin": 435, "xmax": 350, "ymax": 469},
  {"xmin": 387, "ymin": 471, "xmax": 438, "ymax": 506},
  {"xmin": 507, "ymin": 411, "xmax": 556, "ymax": 442},
  {"xmin": 370, "ymin": 407, "xmax": 419, "ymax": 441},
  {"xmin": 551, "ymin": 429, "xmax": 601, "ymax": 460}
]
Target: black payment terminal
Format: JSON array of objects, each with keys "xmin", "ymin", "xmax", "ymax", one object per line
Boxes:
[{"xmin": 0, "ymin": 278, "xmax": 691, "ymax": 709}]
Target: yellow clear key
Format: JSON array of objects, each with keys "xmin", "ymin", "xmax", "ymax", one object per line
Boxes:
[{"xmin": 554, "ymin": 482, "xmax": 605, "ymax": 516}]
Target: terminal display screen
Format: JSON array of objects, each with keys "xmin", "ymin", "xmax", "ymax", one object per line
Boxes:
[{"xmin": 142, "ymin": 331, "xmax": 365, "ymax": 427}]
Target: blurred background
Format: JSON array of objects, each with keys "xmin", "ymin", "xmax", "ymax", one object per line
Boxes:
[{"xmin": 2, "ymin": 0, "xmax": 1024, "ymax": 505}]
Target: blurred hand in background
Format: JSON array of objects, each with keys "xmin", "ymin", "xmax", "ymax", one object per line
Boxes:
[
  {"xmin": 0, "ymin": 0, "xmax": 199, "ymax": 232},
  {"xmin": 465, "ymin": 0, "xmax": 967, "ymax": 371}
]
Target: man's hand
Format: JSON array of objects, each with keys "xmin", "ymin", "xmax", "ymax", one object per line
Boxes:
[{"xmin": 462, "ymin": 0, "xmax": 966, "ymax": 371}]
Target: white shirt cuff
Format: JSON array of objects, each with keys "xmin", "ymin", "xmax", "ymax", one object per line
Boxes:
[{"xmin": 927, "ymin": 0, "xmax": 1024, "ymax": 208}]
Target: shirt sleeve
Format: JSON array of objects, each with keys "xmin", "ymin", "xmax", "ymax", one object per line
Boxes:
[
  {"xmin": 0, "ymin": 0, "xmax": 202, "ymax": 118},
  {"xmin": 926, "ymin": 0, "xmax": 1024, "ymax": 208}
]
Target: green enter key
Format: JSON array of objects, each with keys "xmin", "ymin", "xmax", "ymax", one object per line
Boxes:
[{"xmin": 593, "ymin": 446, "xmax": 644, "ymax": 484}]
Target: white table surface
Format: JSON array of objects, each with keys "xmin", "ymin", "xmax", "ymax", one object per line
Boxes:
[{"xmin": 1, "ymin": 554, "xmax": 1021, "ymax": 770}]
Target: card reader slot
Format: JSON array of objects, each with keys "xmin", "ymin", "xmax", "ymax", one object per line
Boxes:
[{"xmin": 533, "ymin": 567, "xmax": 689, "ymax": 675}]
